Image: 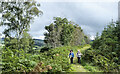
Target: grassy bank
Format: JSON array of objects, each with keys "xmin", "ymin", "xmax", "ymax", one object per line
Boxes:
[
  {"xmin": 33, "ymin": 44, "xmax": 90, "ymax": 72},
  {"xmin": 67, "ymin": 44, "xmax": 103, "ymax": 72}
]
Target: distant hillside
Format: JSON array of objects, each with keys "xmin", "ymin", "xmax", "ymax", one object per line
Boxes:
[
  {"xmin": 33, "ymin": 39, "xmax": 45, "ymax": 47},
  {"xmin": 91, "ymin": 40, "xmax": 94, "ymax": 42},
  {"xmin": 0, "ymin": 38, "xmax": 45, "ymax": 46}
]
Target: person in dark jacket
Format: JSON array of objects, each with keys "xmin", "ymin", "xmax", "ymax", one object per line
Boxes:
[{"xmin": 69, "ymin": 50, "xmax": 74, "ymax": 64}]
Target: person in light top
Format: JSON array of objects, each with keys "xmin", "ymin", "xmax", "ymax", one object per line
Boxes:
[
  {"xmin": 69, "ymin": 50, "xmax": 74, "ymax": 64},
  {"xmin": 76, "ymin": 50, "xmax": 82, "ymax": 64}
]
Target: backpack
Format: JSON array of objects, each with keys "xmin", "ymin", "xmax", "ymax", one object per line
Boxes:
[{"xmin": 77, "ymin": 53, "xmax": 81, "ymax": 57}]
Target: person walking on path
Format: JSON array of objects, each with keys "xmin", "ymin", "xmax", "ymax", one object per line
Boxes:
[
  {"xmin": 69, "ymin": 50, "xmax": 74, "ymax": 64},
  {"xmin": 76, "ymin": 50, "xmax": 82, "ymax": 64}
]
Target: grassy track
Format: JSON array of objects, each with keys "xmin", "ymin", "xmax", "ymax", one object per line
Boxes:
[{"xmin": 69, "ymin": 45, "xmax": 91, "ymax": 72}]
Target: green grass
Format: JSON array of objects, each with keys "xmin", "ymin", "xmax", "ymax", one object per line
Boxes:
[
  {"xmin": 70, "ymin": 64, "xmax": 89, "ymax": 72},
  {"xmin": 1, "ymin": 44, "xmax": 104, "ymax": 72},
  {"xmin": 33, "ymin": 44, "xmax": 91, "ymax": 72},
  {"xmin": 68, "ymin": 45, "xmax": 90, "ymax": 72},
  {"xmin": 67, "ymin": 45, "xmax": 103, "ymax": 72},
  {"xmin": 80, "ymin": 46, "xmax": 103, "ymax": 72},
  {"xmin": 82, "ymin": 63, "xmax": 103, "ymax": 72}
]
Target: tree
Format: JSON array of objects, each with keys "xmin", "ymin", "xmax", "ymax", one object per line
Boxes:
[
  {"xmin": 0, "ymin": 1, "xmax": 43, "ymax": 72},
  {"xmin": 70, "ymin": 24, "xmax": 86, "ymax": 45},
  {"xmin": 44, "ymin": 17, "xmax": 90, "ymax": 48},
  {"xmin": 0, "ymin": 1, "xmax": 42, "ymax": 50},
  {"xmin": 20, "ymin": 29, "xmax": 34, "ymax": 53},
  {"xmin": 84, "ymin": 21, "xmax": 120, "ymax": 72}
]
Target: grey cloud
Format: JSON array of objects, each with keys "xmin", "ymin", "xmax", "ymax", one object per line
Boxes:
[
  {"xmin": 0, "ymin": 2, "xmax": 118, "ymax": 39},
  {"xmin": 30, "ymin": 2, "xmax": 118, "ymax": 38}
]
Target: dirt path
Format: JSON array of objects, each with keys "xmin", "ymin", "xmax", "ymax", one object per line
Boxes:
[{"xmin": 70, "ymin": 45, "xmax": 91, "ymax": 72}]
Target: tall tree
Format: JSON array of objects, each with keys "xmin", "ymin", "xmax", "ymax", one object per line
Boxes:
[
  {"xmin": 0, "ymin": 1, "xmax": 43, "ymax": 71},
  {"xmin": 44, "ymin": 17, "xmax": 90, "ymax": 48},
  {"xmin": 0, "ymin": 0, "xmax": 42, "ymax": 50},
  {"xmin": 84, "ymin": 21, "xmax": 120, "ymax": 72}
]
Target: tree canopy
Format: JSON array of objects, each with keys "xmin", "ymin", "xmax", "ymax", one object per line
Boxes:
[
  {"xmin": 0, "ymin": 1, "xmax": 43, "ymax": 72},
  {"xmin": 44, "ymin": 17, "xmax": 90, "ymax": 48},
  {"xmin": 83, "ymin": 21, "xmax": 120, "ymax": 72}
]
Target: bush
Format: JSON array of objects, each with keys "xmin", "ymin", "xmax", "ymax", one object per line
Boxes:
[
  {"xmin": 2, "ymin": 47, "xmax": 39, "ymax": 72},
  {"xmin": 33, "ymin": 45, "xmax": 88, "ymax": 72},
  {"xmin": 82, "ymin": 23, "xmax": 120, "ymax": 72}
]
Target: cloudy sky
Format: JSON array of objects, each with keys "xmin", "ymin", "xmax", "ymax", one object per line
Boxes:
[{"xmin": 0, "ymin": 0, "xmax": 119, "ymax": 40}]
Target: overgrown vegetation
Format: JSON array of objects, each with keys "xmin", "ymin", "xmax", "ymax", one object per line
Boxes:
[
  {"xmin": 0, "ymin": 1, "xmax": 42, "ymax": 72},
  {"xmin": 33, "ymin": 44, "xmax": 89, "ymax": 72},
  {"xmin": 83, "ymin": 21, "xmax": 120, "ymax": 72},
  {"xmin": 0, "ymin": 0, "xmax": 119, "ymax": 72}
]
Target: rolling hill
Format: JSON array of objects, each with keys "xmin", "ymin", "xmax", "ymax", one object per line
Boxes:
[{"xmin": 0, "ymin": 38, "xmax": 45, "ymax": 47}]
